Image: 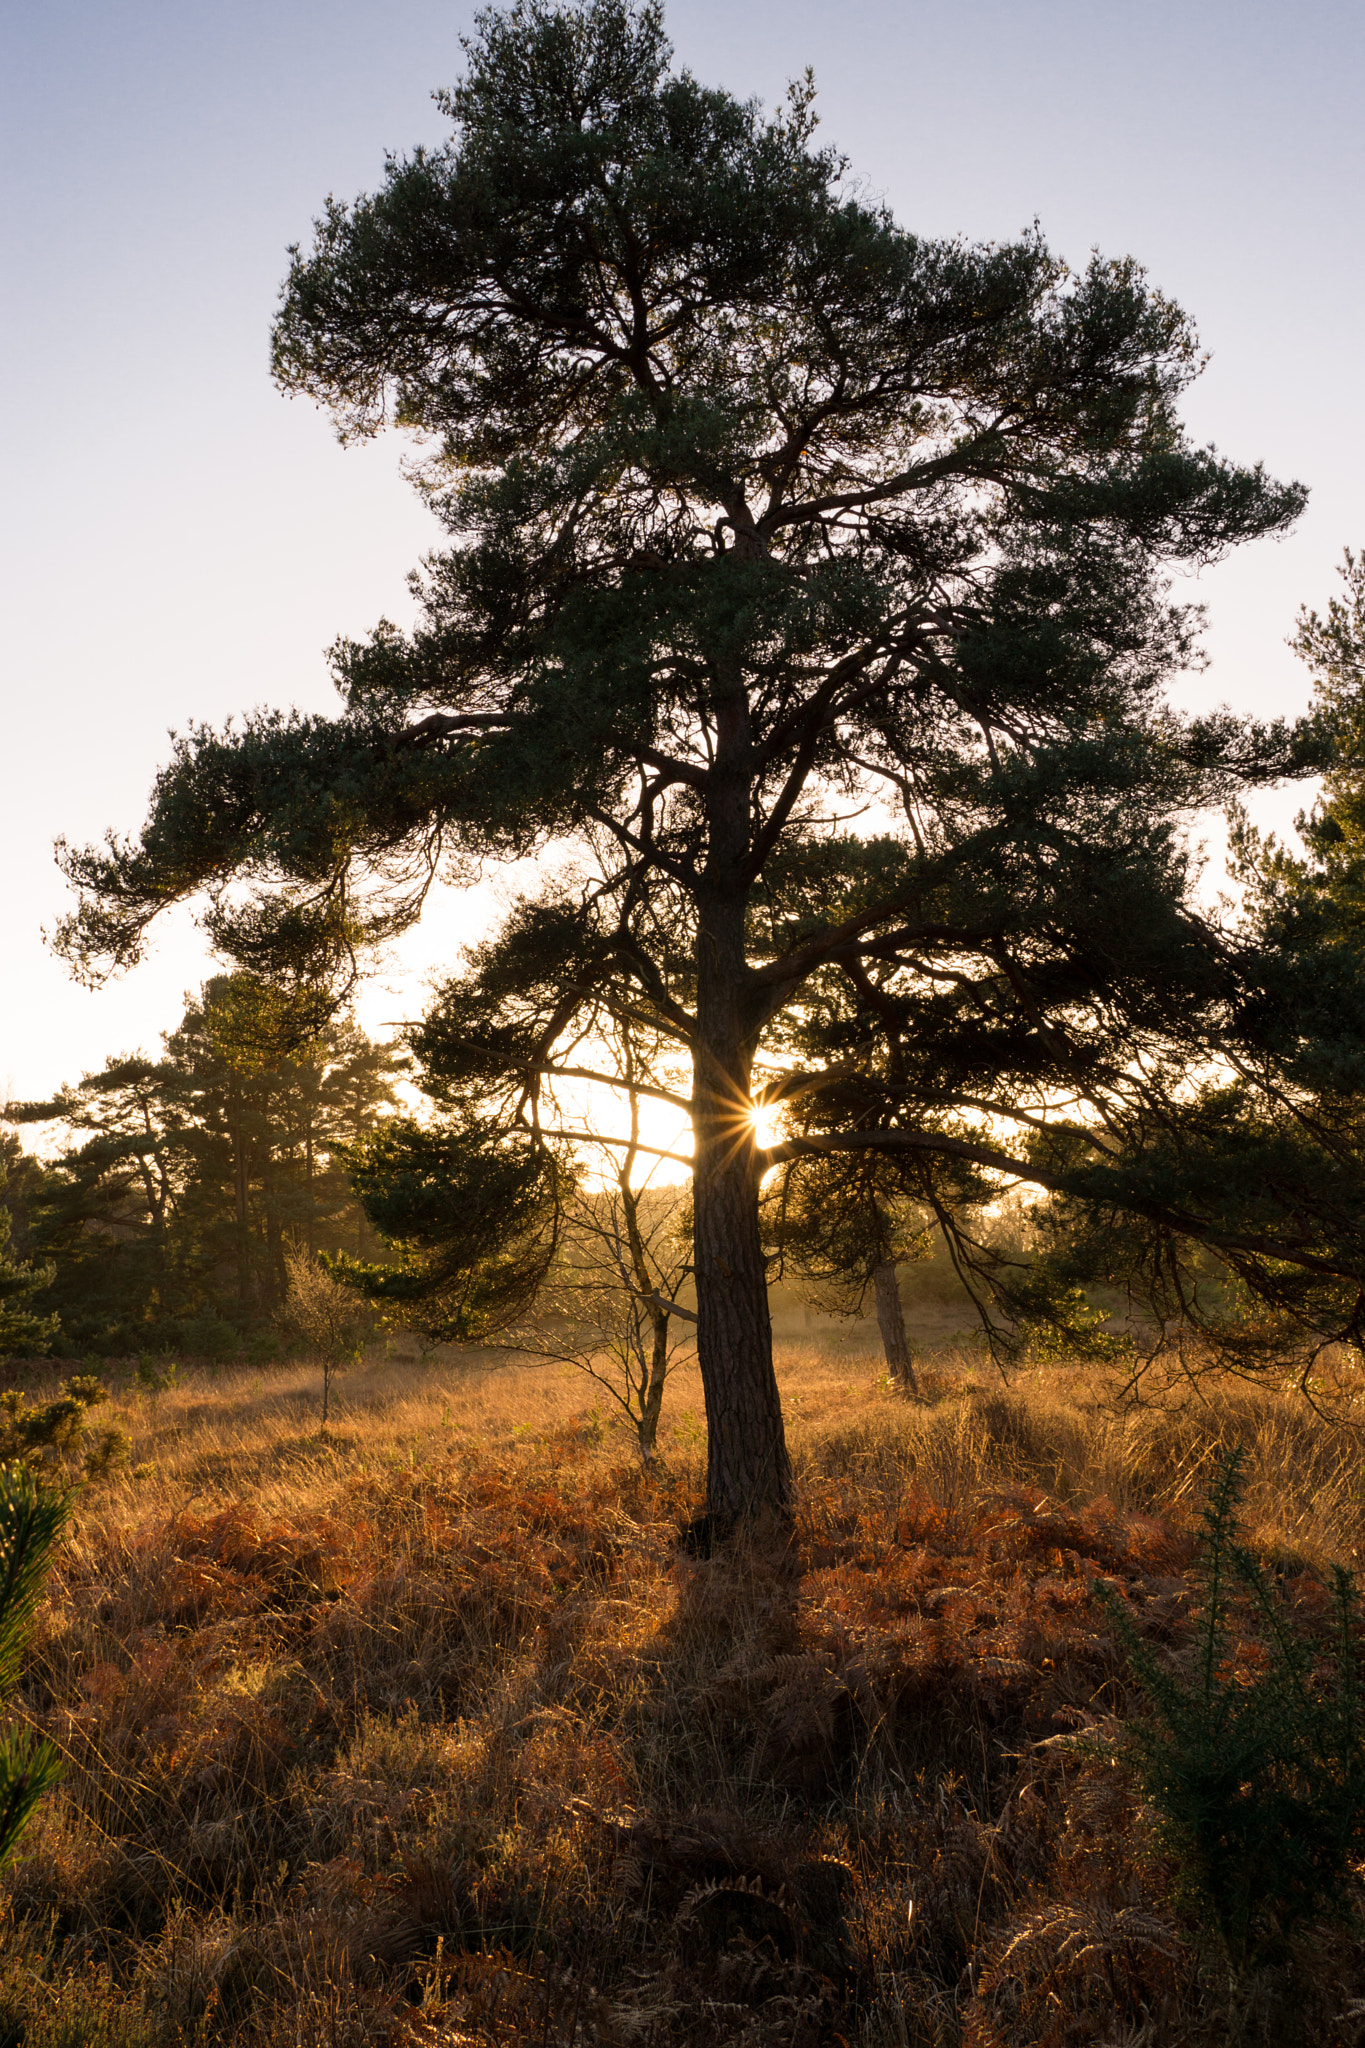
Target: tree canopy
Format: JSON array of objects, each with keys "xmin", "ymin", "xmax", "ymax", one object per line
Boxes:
[{"xmin": 55, "ymin": 0, "xmax": 1340, "ymax": 1519}]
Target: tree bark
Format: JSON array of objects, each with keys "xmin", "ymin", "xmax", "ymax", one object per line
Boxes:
[
  {"xmin": 304, "ymin": 1107, "xmax": 317, "ymax": 1259},
  {"xmin": 263, "ymin": 1148, "xmax": 287, "ymax": 1309},
  {"xmin": 691, "ymin": 886, "xmax": 794, "ymax": 1525},
  {"xmin": 228, "ymin": 1078, "xmax": 254, "ymax": 1313},
  {"xmin": 638, "ymin": 1305, "xmax": 669, "ymax": 1463},
  {"xmin": 872, "ymin": 1260, "xmax": 920, "ymax": 1397},
  {"xmin": 619, "ymin": 1162, "xmax": 670, "ymax": 1465}
]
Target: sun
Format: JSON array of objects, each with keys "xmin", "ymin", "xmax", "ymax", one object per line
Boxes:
[{"xmin": 749, "ymin": 1100, "xmax": 784, "ymax": 1152}]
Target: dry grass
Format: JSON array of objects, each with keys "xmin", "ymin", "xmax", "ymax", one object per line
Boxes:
[{"xmin": 3, "ymin": 1340, "xmax": 1365, "ymax": 2046}]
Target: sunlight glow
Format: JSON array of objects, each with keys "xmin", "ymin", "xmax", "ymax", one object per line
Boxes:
[{"xmin": 749, "ymin": 1101, "xmax": 784, "ymax": 1153}]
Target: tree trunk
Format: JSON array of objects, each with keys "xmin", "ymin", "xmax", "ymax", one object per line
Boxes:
[
  {"xmin": 229, "ymin": 1079, "xmax": 253, "ymax": 1313},
  {"xmin": 692, "ymin": 887, "xmax": 793, "ymax": 1526},
  {"xmin": 638, "ymin": 1306, "xmax": 669, "ymax": 1463},
  {"xmin": 263, "ymin": 1149, "xmax": 287, "ymax": 1308},
  {"xmin": 873, "ymin": 1260, "xmax": 920, "ymax": 1397},
  {"xmin": 304, "ymin": 1110, "xmax": 317, "ymax": 1258},
  {"xmin": 619, "ymin": 1164, "xmax": 670, "ymax": 1465}
]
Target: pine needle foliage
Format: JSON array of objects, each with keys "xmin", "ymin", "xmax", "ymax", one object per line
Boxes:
[
  {"xmin": 1101, "ymin": 1444, "xmax": 1365, "ymax": 1966},
  {"xmin": 0, "ymin": 1463, "xmax": 72, "ymax": 1863}
]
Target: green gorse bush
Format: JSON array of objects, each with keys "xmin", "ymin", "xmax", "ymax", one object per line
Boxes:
[{"xmin": 0, "ymin": 1376, "xmax": 127, "ymax": 1482}]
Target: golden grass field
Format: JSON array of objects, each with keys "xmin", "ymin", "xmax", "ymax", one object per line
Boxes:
[{"xmin": 4, "ymin": 1337, "xmax": 1365, "ymax": 2046}]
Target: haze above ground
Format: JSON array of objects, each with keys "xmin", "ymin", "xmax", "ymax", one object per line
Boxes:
[{"xmin": 3, "ymin": 0, "xmax": 1362, "ymax": 1112}]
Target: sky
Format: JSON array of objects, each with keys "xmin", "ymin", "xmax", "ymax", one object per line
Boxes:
[{"xmin": 3, "ymin": 0, "xmax": 1363, "ymax": 1118}]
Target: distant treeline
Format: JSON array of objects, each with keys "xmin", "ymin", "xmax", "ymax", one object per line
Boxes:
[{"xmin": 1, "ymin": 975, "xmax": 403, "ymax": 1358}]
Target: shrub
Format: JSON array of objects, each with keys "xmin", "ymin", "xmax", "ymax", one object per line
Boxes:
[
  {"xmin": 135, "ymin": 1352, "xmax": 179, "ymax": 1402},
  {"xmin": 1101, "ymin": 1445, "xmax": 1365, "ymax": 1966},
  {"xmin": 177, "ymin": 1307, "xmax": 240, "ymax": 1359},
  {"xmin": 0, "ymin": 1376, "xmax": 127, "ymax": 1483},
  {"xmin": 277, "ymin": 1250, "xmax": 373, "ymax": 1428}
]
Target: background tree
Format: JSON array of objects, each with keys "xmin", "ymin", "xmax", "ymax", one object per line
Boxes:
[
  {"xmin": 0, "ymin": 1162, "xmax": 58, "ymax": 1362},
  {"xmin": 163, "ymin": 977, "xmax": 406, "ymax": 1313},
  {"xmin": 55, "ymin": 0, "xmax": 1331, "ymax": 1523},
  {"xmin": 8, "ymin": 980, "xmax": 403, "ymax": 1354},
  {"xmin": 1015, "ymin": 547, "xmax": 1365, "ymax": 1374},
  {"xmin": 501, "ymin": 1053, "xmax": 694, "ymax": 1461},
  {"xmin": 0, "ymin": 1135, "xmax": 46, "ymax": 1263},
  {"xmin": 344, "ymin": 989, "xmax": 695, "ymax": 1460},
  {"xmin": 766, "ymin": 1152, "xmax": 933, "ymax": 1394},
  {"xmin": 6, "ymin": 1055, "xmax": 197, "ymax": 1354},
  {"xmin": 539, "ymin": 1169, "xmax": 693, "ymax": 1462},
  {"xmin": 1267, "ymin": 546, "xmax": 1365, "ymax": 915},
  {"xmin": 487, "ymin": 1166, "xmax": 693, "ymax": 1463}
]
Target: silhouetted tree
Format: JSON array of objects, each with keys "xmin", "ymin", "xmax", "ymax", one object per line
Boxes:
[{"xmin": 56, "ymin": 1, "xmax": 1334, "ymax": 1519}]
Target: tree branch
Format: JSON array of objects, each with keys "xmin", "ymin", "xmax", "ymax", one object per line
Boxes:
[{"xmin": 761, "ymin": 1128, "xmax": 1365, "ymax": 1282}]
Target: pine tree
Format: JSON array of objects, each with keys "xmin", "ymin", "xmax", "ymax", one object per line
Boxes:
[
  {"xmin": 54, "ymin": 1, "xmax": 1329, "ymax": 1520},
  {"xmin": 1030, "ymin": 549, "xmax": 1365, "ymax": 1370}
]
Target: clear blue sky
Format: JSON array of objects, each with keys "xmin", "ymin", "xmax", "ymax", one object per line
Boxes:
[{"xmin": 3, "ymin": 0, "xmax": 1362, "ymax": 1106}]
